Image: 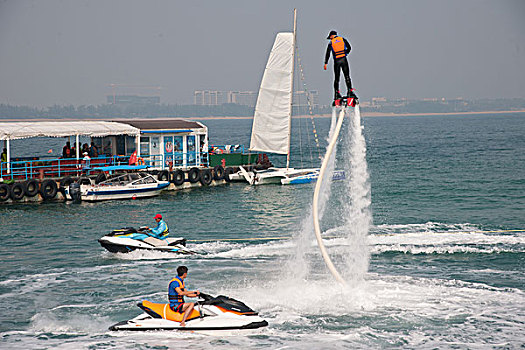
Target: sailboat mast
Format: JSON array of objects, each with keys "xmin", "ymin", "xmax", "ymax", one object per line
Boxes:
[{"xmin": 286, "ymin": 8, "xmax": 296, "ymax": 170}]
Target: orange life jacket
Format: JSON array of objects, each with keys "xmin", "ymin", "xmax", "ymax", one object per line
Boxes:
[{"xmin": 331, "ymin": 36, "xmax": 346, "ymax": 59}]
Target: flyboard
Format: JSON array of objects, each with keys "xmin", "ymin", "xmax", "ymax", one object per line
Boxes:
[{"xmin": 312, "ymin": 96, "xmax": 359, "ymax": 285}]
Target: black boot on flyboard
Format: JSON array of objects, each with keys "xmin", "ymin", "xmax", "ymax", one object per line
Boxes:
[
  {"xmin": 332, "ymin": 89, "xmax": 358, "ymax": 107},
  {"xmin": 346, "ymin": 88, "xmax": 358, "ymax": 107},
  {"xmin": 332, "ymin": 91, "xmax": 344, "ymax": 107}
]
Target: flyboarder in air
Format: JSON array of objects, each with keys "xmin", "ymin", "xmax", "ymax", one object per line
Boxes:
[{"xmin": 323, "ymin": 30, "xmax": 358, "ymax": 106}]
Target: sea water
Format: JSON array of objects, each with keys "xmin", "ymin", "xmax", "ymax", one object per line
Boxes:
[{"xmin": 0, "ymin": 113, "xmax": 524, "ymax": 349}]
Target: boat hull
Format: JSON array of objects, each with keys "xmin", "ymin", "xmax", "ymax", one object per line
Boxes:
[
  {"xmin": 82, "ymin": 182, "xmax": 169, "ymax": 201},
  {"xmin": 109, "ymin": 317, "xmax": 269, "ymax": 331},
  {"xmin": 253, "ymin": 167, "xmax": 320, "ymax": 185},
  {"xmin": 98, "ymin": 236, "xmax": 194, "ymax": 254},
  {"xmin": 109, "ymin": 311, "xmax": 268, "ymax": 332},
  {"xmin": 281, "ymin": 170, "xmax": 345, "ymax": 185}
]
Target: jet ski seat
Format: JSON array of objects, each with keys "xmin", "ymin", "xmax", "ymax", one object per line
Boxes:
[
  {"xmin": 139, "ymin": 300, "xmax": 201, "ymax": 322},
  {"xmin": 143, "ymin": 237, "xmax": 167, "ymax": 246},
  {"xmin": 142, "ymin": 237, "xmax": 187, "ymax": 247}
]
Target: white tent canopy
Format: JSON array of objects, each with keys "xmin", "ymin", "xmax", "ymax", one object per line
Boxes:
[{"xmin": 0, "ymin": 121, "xmax": 140, "ymax": 141}]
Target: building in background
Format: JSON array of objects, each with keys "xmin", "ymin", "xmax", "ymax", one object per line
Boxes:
[
  {"xmin": 229, "ymin": 91, "xmax": 258, "ymax": 106},
  {"xmin": 194, "ymin": 90, "xmax": 318, "ymax": 108},
  {"xmin": 107, "ymin": 84, "xmax": 162, "ymax": 106},
  {"xmin": 193, "ymin": 91, "xmax": 230, "ymax": 106},
  {"xmin": 106, "ymin": 95, "xmax": 160, "ymax": 105}
]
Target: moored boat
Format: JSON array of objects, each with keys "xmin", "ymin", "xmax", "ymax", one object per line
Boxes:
[{"xmin": 70, "ymin": 173, "xmax": 169, "ymax": 201}]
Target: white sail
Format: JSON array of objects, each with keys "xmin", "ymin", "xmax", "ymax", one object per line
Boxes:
[{"xmin": 249, "ymin": 32, "xmax": 294, "ymax": 155}]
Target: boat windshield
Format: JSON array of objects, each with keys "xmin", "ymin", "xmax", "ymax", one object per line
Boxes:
[
  {"xmin": 129, "ymin": 173, "xmax": 141, "ymax": 181},
  {"xmin": 101, "ymin": 174, "xmax": 130, "ymax": 185},
  {"xmin": 100, "ymin": 173, "xmax": 156, "ymax": 185},
  {"xmin": 132, "ymin": 174, "xmax": 156, "ymax": 185}
]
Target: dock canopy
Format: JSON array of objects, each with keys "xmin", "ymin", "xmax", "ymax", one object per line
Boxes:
[{"xmin": 0, "ymin": 121, "xmax": 140, "ymax": 140}]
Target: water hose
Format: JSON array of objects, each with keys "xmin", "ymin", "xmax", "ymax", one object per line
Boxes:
[{"xmin": 312, "ymin": 106, "xmax": 348, "ymax": 285}]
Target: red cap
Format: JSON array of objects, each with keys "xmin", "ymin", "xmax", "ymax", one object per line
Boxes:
[{"xmin": 154, "ymin": 214, "xmax": 162, "ymax": 219}]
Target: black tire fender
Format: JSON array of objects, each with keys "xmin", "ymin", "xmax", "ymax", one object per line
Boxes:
[
  {"xmin": 199, "ymin": 169, "xmax": 212, "ymax": 186},
  {"xmin": 187, "ymin": 167, "xmax": 200, "ymax": 183},
  {"xmin": 40, "ymin": 179, "xmax": 58, "ymax": 200},
  {"xmin": 95, "ymin": 172, "xmax": 107, "ymax": 184},
  {"xmin": 10, "ymin": 182, "xmax": 25, "ymax": 201},
  {"xmin": 24, "ymin": 179, "xmax": 39, "ymax": 197},
  {"xmin": 172, "ymin": 170, "xmax": 185, "ymax": 186},
  {"xmin": 213, "ymin": 165, "xmax": 225, "ymax": 180},
  {"xmin": 0, "ymin": 183, "xmax": 9, "ymax": 201},
  {"xmin": 158, "ymin": 170, "xmax": 170, "ymax": 182},
  {"xmin": 224, "ymin": 167, "xmax": 234, "ymax": 182},
  {"xmin": 60, "ymin": 176, "xmax": 74, "ymax": 189}
]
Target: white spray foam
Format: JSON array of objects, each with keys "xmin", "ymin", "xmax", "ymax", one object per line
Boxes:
[
  {"xmin": 29, "ymin": 311, "xmax": 112, "ymax": 334},
  {"xmin": 340, "ymin": 105, "xmax": 372, "ymax": 283},
  {"xmin": 221, "ymin": 270, "xmax": 524, "ymax": 347}
]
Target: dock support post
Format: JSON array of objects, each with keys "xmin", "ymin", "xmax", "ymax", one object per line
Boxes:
[
  {"xmin": 6, "ymin": 138, "xmax": 10, "ymax": 175},
  {"xmin": 75, "ymin": 134, "xmax": 80, "ymax": 159}
]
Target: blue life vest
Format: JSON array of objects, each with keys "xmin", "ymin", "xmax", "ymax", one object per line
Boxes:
[
  {"xmin": 168, "ymin": 276, "xmax": 185, "ymax": 307},
  {"xmin": 150, "ymin": 219, "xmax": 169, "ymax": 239}
]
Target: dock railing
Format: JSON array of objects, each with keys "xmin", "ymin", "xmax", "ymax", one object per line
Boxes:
[
  {"xmin": 0, "ymin": 150, "xmax": 219, "ymax": 180},
  {"xmin": 208, "ymin": 144, "xmax": 245, "ymax": 154},
  {"xmin": 0, "ymin": 156, "xmax": 113, "ymax": 180}
]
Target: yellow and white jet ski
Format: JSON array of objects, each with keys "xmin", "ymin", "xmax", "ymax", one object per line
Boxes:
[{"xmin": 109, "ymin": 292, "xmax": 268, "ymax": 331}]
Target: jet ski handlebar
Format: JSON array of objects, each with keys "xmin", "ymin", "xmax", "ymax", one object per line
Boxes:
[
  {"xmin": 108, "ymin": 226, "xmax": 153, "ymax": 237},
  {"xmin": 197, "ymin": 292, "xmax": 213, "ymax": 301}
]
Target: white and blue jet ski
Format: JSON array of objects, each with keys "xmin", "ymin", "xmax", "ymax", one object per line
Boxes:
[
  {"xmin": 98, "ymin": 227, "xmax": 195, "ymax": 254},
  {"xmin": 109, "ymin": 292, "xmax": 268, "ymax": 332}
]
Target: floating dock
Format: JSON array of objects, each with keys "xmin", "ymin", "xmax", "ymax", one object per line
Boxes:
[{"xmin": 0, "ymin": 119, "xmax": 268, "ymax": 203}]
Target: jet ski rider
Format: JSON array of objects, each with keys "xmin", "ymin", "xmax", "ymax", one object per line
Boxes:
[
  {"xmin": 168, "ymin": 266, "xmax": 200, "ymax": 327},
  {"xmin": 145, "ymin": 214, "xmax": 169, "ymax": 239}
]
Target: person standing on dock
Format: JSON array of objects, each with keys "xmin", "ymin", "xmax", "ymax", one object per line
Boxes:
[
  {"xmin": 168, "ymin": 266, "xmax": 200, "ymax": 327},
  {"xmin": 323, "ymin": 30, "xmax": 357, "ymax": 101},
  {"xmin": 145, "ymin": 214, "xmax": 169, "ymax": 239},
  {"xmin": 89, "ymin": 142, "xmax": 99, "ymax": 158},
  {"xmin": 62, "ymin": 142, "xmax": 71, "ymax": 158}
]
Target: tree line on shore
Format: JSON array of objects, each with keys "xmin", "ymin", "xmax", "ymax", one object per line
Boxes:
[{"xmin": 1, "ymin": 98, "xmax": 524, "ymax": 119}]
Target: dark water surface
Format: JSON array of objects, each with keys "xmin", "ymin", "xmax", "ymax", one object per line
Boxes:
[{"xmin": 1, "ymin": 113, "xmax": 524, "ymax": 349}]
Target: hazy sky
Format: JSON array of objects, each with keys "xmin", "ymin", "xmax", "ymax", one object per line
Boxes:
[{"xmin": 0, "ymin": 0, "xmax": 524, "ymax": 106}]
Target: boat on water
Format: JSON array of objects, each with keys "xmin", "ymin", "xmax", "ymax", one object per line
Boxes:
[
  {"xmin": 68, "ymin": 172, "xmax": 169, "ymax": 201},
  {"xmin": 231, "ymin": 11, "xmax": 343, "ymax": 186},
  {"xmin": 109, "ymin": 292, "xmax": 268, "ymax": 332},
  {"xmin": 280, "ymin": 168, "xmax": 345, "ymax": 185},
  {"xmin": 230, "ymin": 167, "xmax": 346, "ymax": 185},
  {"xmin": 98, "ymin": 227, "xmax": 195, "ymax": 254}
]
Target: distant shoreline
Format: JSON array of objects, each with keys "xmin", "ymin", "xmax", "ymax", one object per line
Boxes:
[
  {"xmin": 193, "ymin": 109, "xmax": 525, "ymax": 120},
  {"xmin": 2, "ymin": 109, "xmax": 524, "ymax": 122}
]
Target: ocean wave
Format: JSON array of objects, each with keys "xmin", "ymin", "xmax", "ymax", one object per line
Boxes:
[
  {"xmin": 29, "ymin": 311, "xmax": 112, "ymax": 334},
  {"xmin": 221, "ymin": 272, "xmax": 525, "ymax": 334},
  {"xmin": 105, "ymin": 249, "xmax": 194, "ymax": 261},
  {"xmin": 192, "ymin": 223, "xmax": 525, "ymax": 259}
]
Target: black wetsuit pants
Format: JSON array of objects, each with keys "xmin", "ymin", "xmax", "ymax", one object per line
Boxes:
[{"xmin": 333, "ymin": 57, "xmax": 352, "ymax": 97}]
